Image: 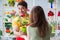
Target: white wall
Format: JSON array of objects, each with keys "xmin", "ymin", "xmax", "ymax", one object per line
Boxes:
[
  {"xmin": 0, "ymin": 0, "xmax": 3, "ymax": 29},
  {"xmin": 26, "ymin": 0, "xmax": 50, "ymax": 20},
  {"xmin": 26, "ymin": 0, "xmax": 57, "ymax": 22}
]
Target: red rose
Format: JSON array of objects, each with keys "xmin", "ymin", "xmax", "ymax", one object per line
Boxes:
[{"xmin": 48, "ymin": 11, "xmax": 54, "ymax": 16}]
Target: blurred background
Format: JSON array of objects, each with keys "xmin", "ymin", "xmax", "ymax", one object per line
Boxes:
[{"xmin": 0, "ymin": 0, "xmax": 60, "ymax": 40}]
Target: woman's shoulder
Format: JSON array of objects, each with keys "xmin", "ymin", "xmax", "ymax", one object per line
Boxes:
[
  {"xmin": 27, "ymin": 25, "xmax": 31, "ymax": 29},
  {"xmin": 27, "ymin": 25, "xmax": 38, "ymax": 31},
  {"xmin": 27, "ymin": 25, "xmax": 32, "ymax": 32},
  {"xmin": 27, "ymin": 25, "xmax": 37, "ymax": 28}
]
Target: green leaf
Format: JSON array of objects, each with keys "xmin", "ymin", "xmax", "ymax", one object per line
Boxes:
[
  {"xmin": 22, "ymin": 22, "xmax": 28, "ymax": 26},
  {"xmin": 10, "ymin": 32, "xmax": 14, "ymax": 35},
  {"xmin": 7, "ymin": 15, "xmax": 11, "ymax": 18},
  {"xmin": 5, "ymin": 22, "xmax": 12, "ymax": 28},
  {"xmin": 48, "ymin": 0, "xmax": 54, "ymax": 3},
  {"xmin": 0, "ymin": 30, "xmax": 2, "ymax": 36},
  {"xmin": 3, "ymin": 4, "xmax": 7, "ymax": 6},
  {"xmin": 5, "ymin": 18, "xmax": 8, "ymax": 21}
]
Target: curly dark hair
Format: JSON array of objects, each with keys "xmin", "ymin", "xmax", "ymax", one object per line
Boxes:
[{"xmin": 17, "ymin": 1, "xmax": 27, "ymax": 8}]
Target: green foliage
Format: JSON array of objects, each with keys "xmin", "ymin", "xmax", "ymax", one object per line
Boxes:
[
  {"xmin": 5, "ymin": 22, "xmax": 12, "ymax": 28},
  {"xmin": 48, "ymin": 0, "xmax": 54, "ymax": 3},
  {"xmin": 20, "ymin": 27, "xmax": 26, "ymax": 33},
  {"xmin": 7, "ymin": 15, "xmax": 11, "ymax": 18},
  {"xmin": 10, "ymin": 31, "xmax": 14, "ymax": 35},
  {"xmin": 0, "ymin": 30, "xmax": 2, "ymax": 36},
  {"xmin": 5, "ymin": 18, "xmax": 8, "ymax": 21},
  {"xmin": 8, "ymin": 0, "xmax": 15, "ymax": 6}
]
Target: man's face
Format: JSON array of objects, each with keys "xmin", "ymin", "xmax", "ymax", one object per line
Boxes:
[{"xmin": 18, "ymin": 5, "xmax": 27, "ymax": 14}]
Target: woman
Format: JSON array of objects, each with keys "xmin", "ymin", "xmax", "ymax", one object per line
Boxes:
[{"xmin": 27, "ymin": 6, "xmax": 52, "ymax": 40}]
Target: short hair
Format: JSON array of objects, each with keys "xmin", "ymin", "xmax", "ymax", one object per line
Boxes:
[{"xmin": 17, "ymin": 1, "xmax": 27, "ymax": 8}]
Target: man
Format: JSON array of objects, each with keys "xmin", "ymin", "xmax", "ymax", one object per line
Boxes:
[{"xmin": 12, "ymin": 1, "xmax": 29, "ymax": 37}]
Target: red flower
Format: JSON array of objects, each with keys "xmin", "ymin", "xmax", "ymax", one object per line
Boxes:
[
  {"xmin": 58, "ymin": 11, "xmax": 60, "ymax": 16},
  {"xmin": 48, "ymin": 11, "xmax": 54, "ymax": 16}
]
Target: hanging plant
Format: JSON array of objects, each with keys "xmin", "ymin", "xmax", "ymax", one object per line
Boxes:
[
  {"xmin": 48, "ymin": 0, "xmax": 54, "ymax": 3},
  {"xmin": 48, "ymin": 0, "xmax": 54, "ymax": 8},
  {"xmin": 8, "ymin": 0, "xmax": 15, "ymax": 7}
]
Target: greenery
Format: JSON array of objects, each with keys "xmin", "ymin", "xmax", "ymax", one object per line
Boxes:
[
  {"xmin": 10, "ymin": 31, "xmax": 14, "ymax": 35},
  {"xmin": 5, "ymin": 18, "xmax": 8, "ymax": 21},
  {"xmin": 48, "ymin": 0, "xmax": 54, "ymax": 3},
  {"xmin": 7, "ymin": 15, "xmax": 11, "ymax": 18},
  {"xmin": 8, "ymin": 0, "xmax": 15, "ymax": 7},
  {"xmin": 5, "ymin": 22, "xmax": 12, "ymax": 28},
  {"xmin": 0, "ymin": 30, "xmax": 2, "ymax": 36}
]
